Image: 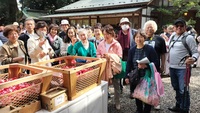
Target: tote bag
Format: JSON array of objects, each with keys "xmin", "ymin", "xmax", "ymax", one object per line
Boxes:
[
  {"xmin": 150, "ymin": 63, "xmax": 164, "ymax": 97},
  {"xmin": 133, "ymin": 68, "xmax": 159, "ymax": 106}
]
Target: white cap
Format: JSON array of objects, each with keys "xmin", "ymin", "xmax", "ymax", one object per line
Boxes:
[
  {"xmin": 13, "ymin": 22, "xmax": 19, "ymax": 26},
  {"xmin": 120, "ymin": 17, "xmax": 130, "ymax": 25},
  {"xmin": 61, "ymin": 19, "xmax": 69, "ymax": 25}
]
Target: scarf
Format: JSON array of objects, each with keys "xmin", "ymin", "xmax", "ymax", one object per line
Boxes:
[{"xmin": 118, "ymin": 29, "xmax": 130, "ymax": 50}]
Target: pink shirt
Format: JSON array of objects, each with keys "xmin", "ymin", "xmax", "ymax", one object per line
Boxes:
[{"xmin": 97, "ymin": 39, "xmax": 122, "ymax": 58}]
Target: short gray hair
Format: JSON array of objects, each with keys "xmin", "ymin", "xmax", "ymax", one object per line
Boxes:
[
  {"xmin": 143, "ymin": 20, "xmax": 158, "ymax": 33},
  {"xmin": 24, "ymin": 17, "xmax": 35, "ymax": 25},
  {"xmin": 77, "ymin": 28, "xmax": 88, "ymax": 35}
]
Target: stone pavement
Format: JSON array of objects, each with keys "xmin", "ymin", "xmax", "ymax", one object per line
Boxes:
[{"xmin": 108, "ymin": 67, "xmax": 200, "ymax": 113}]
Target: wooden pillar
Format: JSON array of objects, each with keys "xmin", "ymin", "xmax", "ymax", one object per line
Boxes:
[
  {"xmin": 132, "ymin": 13, "xmax": 134, "ymax": 28},
  {"xmin": 89, "ymin": 16, "xmax": 91, "ymax": 26},
  {"xmin": 97, "ymin": 16, "xmax": 100, "ymax": 23},
  {"xmin": 9, "ymin": 65, "xmax": 21, "ymax": 78}
]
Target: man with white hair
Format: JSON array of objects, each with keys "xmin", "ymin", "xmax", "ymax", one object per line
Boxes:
[
  {"xmin": 144, "ymin": 20, "xmax": 167, "ymax": 110},
  {"xmin": 59, "ymin": 19, "xmax": 70, "ymax": 40},
  {"xmin": 19, "ymin": 18, "xmax": 37, "ymax": 65}
]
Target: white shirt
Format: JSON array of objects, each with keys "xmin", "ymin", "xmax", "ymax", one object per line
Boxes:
[{"xmin": 105, "ymin": 43, "xmax": 111, "ymax": 52}]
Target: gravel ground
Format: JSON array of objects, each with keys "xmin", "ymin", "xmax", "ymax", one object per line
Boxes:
[{"xmin": 108, "ymin": 67, "xmax": 200, "ymax": 113}]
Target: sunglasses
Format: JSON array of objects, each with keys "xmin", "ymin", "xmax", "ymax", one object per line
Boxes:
[{"xmin": 176, "ymin": 25, "xmax": 184, "ymax": 28}]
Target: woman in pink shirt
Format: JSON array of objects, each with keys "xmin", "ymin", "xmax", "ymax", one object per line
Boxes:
[{"xmin": 97, "ymin": 24, "xmax": 122, "ymax": 110}]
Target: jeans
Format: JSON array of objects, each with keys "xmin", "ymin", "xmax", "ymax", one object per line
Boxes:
[{"xmin": 169, "ymin": 68, "xmax": 190, "ymax": 111}]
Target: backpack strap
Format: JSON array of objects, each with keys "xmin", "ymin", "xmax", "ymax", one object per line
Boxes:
[
  {"xmin": 169, "ymin": 34, "xmax": 192, "ymax": 56},
  {"xmin": 181, "ymin": 35, "xmax": 192, "ymax": 56},
  {"xmin": 18, "ymin": 40, "xmax": 28, "ymax": 64}
]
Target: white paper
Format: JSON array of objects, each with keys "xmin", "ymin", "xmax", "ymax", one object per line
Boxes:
[
  {"xmin": 136, "ymin": 57, "xmax": 150, "ymax": 64},
  {"xmin": 55, "ymin": 94, "xmax": 65, "ymax": 106}
]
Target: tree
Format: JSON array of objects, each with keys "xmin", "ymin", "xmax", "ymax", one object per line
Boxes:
[
  {"xmin": 154, "ymin": 0, "xmax": 200, "ymax": 32},
  {"xmin": 20, "ymin": 0, "xmax": 79, "ymax": 14},
  {"xmin": 0, "ymin": 0, "xmax": 18, "ymax": 25},
  {"xmin": 171, "ymin": 0, "xmax": 200, "ymax": 18},
  {"xmin": 0, "ymin": 0, "xmax": 79, "ymax": 24}
]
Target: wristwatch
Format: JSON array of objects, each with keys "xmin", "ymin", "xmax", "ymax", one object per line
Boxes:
[{"xmin": 192, "ymin": 57, "xmax": 197, "ymax": 62}]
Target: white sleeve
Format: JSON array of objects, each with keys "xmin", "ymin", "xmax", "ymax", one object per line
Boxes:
[{"xmin": 27, "ymin": 38, "xmax": 42, "ymax": 58}]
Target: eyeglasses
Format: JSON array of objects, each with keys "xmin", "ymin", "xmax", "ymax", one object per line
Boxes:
[{"xmin": 176, "ymin": 25, "xmax": 184, "ymax": 28}]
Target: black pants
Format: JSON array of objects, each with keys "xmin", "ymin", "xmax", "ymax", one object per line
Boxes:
[
  {"xmin": 130, "ymin": 81, "xmax": 137, "ymax": 93},
  {"xmin": 136, "ymin": 98, "xmax": 151, "ymax": 113}
]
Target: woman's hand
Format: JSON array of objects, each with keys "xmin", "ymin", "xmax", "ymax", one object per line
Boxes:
[
  {"xmin": 71, "ymin": 37, "xmax": 77, "ymax": 45},
  {"xmin": 103, "ymin": 53, "xmax": 110, "ymax": 59},
  {"xmin": 138, "ymin": 63, "xmax": 147, "ymax": 69},
  {"xmin": 125, "ymin": 78, "xmax": 129, "ymax": 84},
  {"xmin": 39, "ymin": 52, "xmax": 46, "ymax": 58},
  {"xmin": 13, "ymin": 56, "xmax": 24, "ymax": 62},
  {"xmin": 39, "ymin": 38, "xmax": 46, "ymax": 47},
  {"xmin": 86, "ymin": 59, "xmax": 92, "ymax": 63}
]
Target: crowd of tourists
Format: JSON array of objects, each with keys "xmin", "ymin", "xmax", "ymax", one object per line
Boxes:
[{"xmin": 0, "ymin": 17, "xmax": 199, "ymax": 113}]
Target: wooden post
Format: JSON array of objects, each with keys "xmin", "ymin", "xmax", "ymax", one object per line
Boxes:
[
  {"xmin": 63, "ymin": 72, "xmax": 77, "ymax": 100},
  {"xmin": 9, "ymin": 65, "xmax": 21, "ymax": 78},
  {"xmin": 41, "ymin": 74, "xmax": 52, "ymax": 93},
  {"xmin": 89, "ymin": 16, "xmax": 91, "ymax": 26},
  {"xmin": 97, "ymin": 59, "xmax": 106, "ymax": 85}
]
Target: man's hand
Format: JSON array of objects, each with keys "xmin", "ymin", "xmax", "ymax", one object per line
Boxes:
[{"xmin": 185, "ymin": 57, "xmax": 196, "ymax": 65}]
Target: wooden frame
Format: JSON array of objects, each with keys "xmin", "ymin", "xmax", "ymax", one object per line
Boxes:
[{"xmin": 31, "ymin": 56, "xmax": 106, "ymax": 100}]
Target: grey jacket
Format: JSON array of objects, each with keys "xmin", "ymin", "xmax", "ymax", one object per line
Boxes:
[{"xmin": 169, "ymin": 32, "xmax": 199, "ymax": 69}]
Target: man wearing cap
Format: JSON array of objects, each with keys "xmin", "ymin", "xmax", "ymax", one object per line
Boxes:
[
  {"xmin": 168, "ymin": 18, "xmax": 199, "ymax": 113},
  {"xmin": 13, "ymin": 22, "xmax": 19, "ymax": 28},
  {"xmin": 118, "ymin": 17, "xmax": 136, "ymax": 61},
  {"xmin": 59, "ymin": 19, "xmax": 70, "ymax": 40},
  {"xmin": 117, "ymin": 17, "xmax": 136, "ymax": 95}
]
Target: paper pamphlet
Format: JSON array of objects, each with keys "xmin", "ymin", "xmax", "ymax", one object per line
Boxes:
[{"xmin": 136, "ymin": 57, "xmax": 150, "ymax": 64}]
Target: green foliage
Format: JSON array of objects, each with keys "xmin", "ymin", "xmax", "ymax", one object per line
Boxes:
[
  {"xmin": 186, "ymin": 18, "xmax": 196, "ymax": 26},
  {"xmin": 20, "ymin": 0, "xmax": 78, "ymax": 13},
  {"xmin": 0, "ymin": 0, "xmax": 79, "ymax": 24},
  {"xmin": 170, "ymin": 0, "xmax": 200, "ymax": 18},
  {"xmin": 157, "ymin": 8, "xmax": 174, "ymax": 16},
  {"xmin": 0, "ymin": 0, "xmax": 18, "ymax": 25}
]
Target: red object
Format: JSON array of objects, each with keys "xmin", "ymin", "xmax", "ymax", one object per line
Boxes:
[
  {"xmin": 0, "ymin": 78, "xmax": 32, "ymax": 95},
  {"xmin": 184, "ymin": 64, "xmax": 191, "ymax": 86},
  {"xmin": 71, "ymin": 59, "xmax": 76, "ymax": 65}
]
